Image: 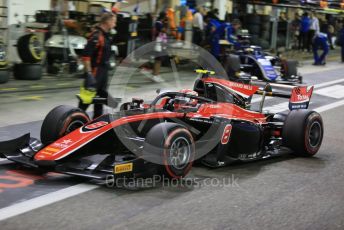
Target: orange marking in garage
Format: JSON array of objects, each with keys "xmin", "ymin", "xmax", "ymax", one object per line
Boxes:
[
  {"xmin": 0, "ymin": 169, "xmax": 64, "ymax": 193},
  {"xmin": 0, "ymin": 175, "xmax": 34, "ymax": 190},
  {"xmin": 6, "ymin": 170, "xmax": 45, "ymax": 180}
]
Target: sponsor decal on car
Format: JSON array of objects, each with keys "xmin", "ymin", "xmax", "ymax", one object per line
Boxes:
[
  {"xmin": 52, "ymin": 139, "xmax": 74, "ymax": 149},
  {"xmin": 85, "ymin": 121, "xmax": 109, "ymax": 130},
  {"xmin": 289, "ymin": 86, "xmax": 314, "ymax": 110},
  {"xmin": 221, "ymin": 124, "xmax": 233, "ymax": 145},
  {"xmin": 204, "ymin": 78, "xmax": 260, "ymax": 98},
  {"xmin": 114, "ymin": 163, "xmax": 133, "ymax": 174}
]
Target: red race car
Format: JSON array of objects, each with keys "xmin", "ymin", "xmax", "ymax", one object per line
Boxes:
[{"xmin": 0, "ymin": 70, "xmax": 323, "ymax": 179}]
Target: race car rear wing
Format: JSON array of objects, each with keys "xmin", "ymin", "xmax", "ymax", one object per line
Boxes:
[
  {"xmin": 194, "ymin": 70, "xmax": 314, "ymax": 111},
  {"xmin": 288, "ymin": 86, "xmax": 314, "ymax": 110},
  {"xmin": 256, "ymin": 85, "xmax": 314, "ymax": 112}
]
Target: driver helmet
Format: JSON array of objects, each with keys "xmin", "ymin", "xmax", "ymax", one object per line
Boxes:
[{"xmin": 174, "ymin": 89, "xmax": 199, "ymax": 109}]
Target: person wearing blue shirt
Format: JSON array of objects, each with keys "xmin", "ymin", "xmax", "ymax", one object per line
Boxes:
[
  {"xmin": 205, "ymin": 12, "xmax": 220, "ymax": 42},
  {"xmin": 207, "ymin": 18, "xmax": 240, "ymax": 59},
  {"xmin": 299, "ymin": 12, "xmax": 311, "ymax": 52},
  {"xmin": 219, "ymin": 21, "xmax": 240, "ymax": 47},
  {"xmin": 206, "ymin": 18, "xmax": 221, "ymax": 58},
  {"xmin": 312, "ymin": 32, "xmax": 329, "ymax": 65}
]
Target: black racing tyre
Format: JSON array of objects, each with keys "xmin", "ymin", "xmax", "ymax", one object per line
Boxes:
[
  {"xmin": 40, "ymin": 105, "xmax": 90, "ymax": 145},
  {"xmin": 143, "ymin": 122, "xmax": 195, "ymax": 179},
  {"xmin": 246, "ymin": 14, "xmax": 261, "ymax": 25},
  {"xmin": 282, "ymin": 60, "xmax": 298, "ymax": 78},
  {"xmin": 17, "ymin": 34, "xmax": 44, "ymax": 63},
  {"xmin": 13, "ymin": 63, "xmax": 42, "ymax": 80},
  {"xmin": 247, "ymin": 25, "xmax": 260, "ymax": 35},
  {"xmin": 282, "ymin": 110, "xmax": 323, "ymax": 157},
  {"xmin": 0, "ymin": 41, "xmax": 7, "ymax": 68},
  {"xmin": 0, "ymin": 68, "xmax": 10, "ymax": 84}
]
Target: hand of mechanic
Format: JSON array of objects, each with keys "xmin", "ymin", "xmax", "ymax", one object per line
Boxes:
[{"xmin": 84, "ymin": 72, "xmax": 97, "ymax": 90}]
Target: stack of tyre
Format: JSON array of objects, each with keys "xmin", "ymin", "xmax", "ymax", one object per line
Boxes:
[
  {"xmin": 0, "ymin": 41, "xmax": 9, "ymax": 84},
  {"xmin": 245, "ymin": 14, "xmax": 271, "ymax": 50},
  {"xmin": 14, "ymin": 34, "xmax": 44, "ymax": 80}
]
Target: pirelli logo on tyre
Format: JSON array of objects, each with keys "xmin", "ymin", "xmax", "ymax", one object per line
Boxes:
[{"xmin": 114, "ymin": 163, "xmax": 133, "ymax": 174}]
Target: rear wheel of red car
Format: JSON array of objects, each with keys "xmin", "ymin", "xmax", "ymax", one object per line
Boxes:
[
  {"xmin": 282, "ymin": 110, "xmax": 323, "ymax": 157},
  {"xmin": 40, "ymin": 105, "xmax": 90, "ymax": 145},
  {"xmin": 143, "ymin": 123, "xmax": 195, "ymax": 179}
]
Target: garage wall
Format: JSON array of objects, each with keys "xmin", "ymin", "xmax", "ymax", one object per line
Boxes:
[
  {"xmin": 23, "ymin": 0, "xmax": 50, "ymax": 18},
  {"xmin": 7, "ymin": 0, "xmax": 24, "ymax": 25},
  {"xmin": 7, "ymin": 0, "xmax": 49, "ymax": 25}
]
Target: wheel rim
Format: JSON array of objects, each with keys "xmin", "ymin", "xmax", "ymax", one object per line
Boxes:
[
  {"xmin": 308, "ymin": 121, "xmax": 322, "ymax": 148},
  {"xmin": 30, "ymin": 36, "xmax": 43, "ymax": 60},
  {"xmin": 169, "ymin": 137, "xmax": 191, "ymax": 170},
  {"xmin": 66, "ymin": 120, "xmax": 85, "ymax": 134}
]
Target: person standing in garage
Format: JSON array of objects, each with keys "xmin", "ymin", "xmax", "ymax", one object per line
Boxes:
[
  {"xmin": 299, "ymin": 12, "xmax": 311, "ymax": 52},
  {"xmin": 79, "ymin": 12, "xmax": 118, "ymax": 119},
  {"xmin": 192, "ymin": 6, "xmax": 204, "ymax": 46}
]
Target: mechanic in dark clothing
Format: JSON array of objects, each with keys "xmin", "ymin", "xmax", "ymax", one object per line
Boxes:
[{"xmin": 79, "ymin": 12, "xmax": 117, "ymax": 119}]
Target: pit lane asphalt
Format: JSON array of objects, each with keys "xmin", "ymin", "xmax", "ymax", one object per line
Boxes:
[{"xmin": 1, "ymin": 62, "xmax": 344, "ymax": 229}]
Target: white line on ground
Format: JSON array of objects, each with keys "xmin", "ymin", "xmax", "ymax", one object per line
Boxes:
[
  {"xmin": 0, "ymin": 183, "xmax": 99, "ymax": 222},
  {"xmin": 315, "ymin": 99, "xmax": 344, "ymax": 113},
  {"xmin": 316, "ymin": 85, "xmax": 344, "ymax": 99},
  {"xmin": 314, "ymin": 78, "xmax": 344, "ymax": 89}
]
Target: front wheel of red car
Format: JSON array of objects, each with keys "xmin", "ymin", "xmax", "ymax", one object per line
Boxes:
[
  {"xmin": 40, "ymin": 105, "xmax": 90, "ymax": 145},
  {"xmin": 282, "ymin": 110, "xmax": 323, "ymax": 157},
  {"xmin": 143, "ymin": 123, "xmax": 195, "ymax": 179}
]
